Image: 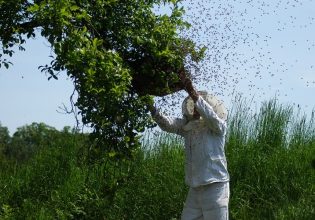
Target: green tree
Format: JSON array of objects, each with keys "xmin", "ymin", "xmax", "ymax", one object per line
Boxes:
[
  {"xmin": 0, "ymin": 122, "xmax": 10, "ymax": 143},
  {"xmin": 6, "ymin": 122, "xmax": 58, "ymax": 161},
  {"xmin": 0, "ymin": 0, "xmax": 204, "ymax": 158},
  {"xmin": 0, "ymin": 122, "xmax": 10, "ymax": 160}
]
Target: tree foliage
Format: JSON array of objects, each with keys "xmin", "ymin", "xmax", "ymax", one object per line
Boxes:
[
  {"xmin": 0, "ymin": 0, "xmax": 204, "ymax": 157},
  {"xmin": 0, "ymin": 123, "xmax": 10, "ymax": 160},
  {"xmin": 5, "ymin": 122, "xmax": 59, "ymax": 161}
]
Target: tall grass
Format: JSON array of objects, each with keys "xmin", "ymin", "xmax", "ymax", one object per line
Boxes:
[
  {"xmin": 0, "ymin": 98, "xmax": 314, "ymax": 219},
  {"xmin": 226, "ymin": 98, "xmax": 315, "ymax": 219}
]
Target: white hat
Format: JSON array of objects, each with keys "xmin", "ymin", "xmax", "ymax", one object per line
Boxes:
[{"xmin": 182, "ymin": 91, "xmax": 228, "ymax": 121}]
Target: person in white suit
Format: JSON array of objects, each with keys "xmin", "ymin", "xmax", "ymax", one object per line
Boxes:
[{"xmin": 149, "ymin": 73, "xmax": 230, "ymax": 220}]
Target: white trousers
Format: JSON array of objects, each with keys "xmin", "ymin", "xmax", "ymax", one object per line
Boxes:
[{"xmin": 181, "ymin": 182, "xmax": 230, "ymax": 220}]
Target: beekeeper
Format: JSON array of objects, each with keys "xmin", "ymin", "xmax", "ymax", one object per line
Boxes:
[{"xmin": 149, "ymin": 74, "xmax": 230, "ymax": 220}]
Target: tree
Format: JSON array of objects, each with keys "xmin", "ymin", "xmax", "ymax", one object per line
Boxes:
[
  {"xmin": 5, "ymin": 122, "xmax": 59, "ymax": 161},
  {"xmin": 0, "ymin": 122, "xmax": 10, "ymax": 160},
  {"xmin": 0, "ymin": 0, "xmax": 204, "ymax": 158},
  {"xmin": 0, "ymin": 122, "xmax": 10, "ymax": 143}
]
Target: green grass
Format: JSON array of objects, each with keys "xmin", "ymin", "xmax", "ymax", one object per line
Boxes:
[
  {"xmin": 0, "ymin": 98, "xmax": 314, "ymax": 219},
  {"xmin": 226, "ymin": 98, "xmax": 315, "ymax": 219}
]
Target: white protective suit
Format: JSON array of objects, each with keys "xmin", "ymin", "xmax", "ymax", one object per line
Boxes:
[{"xmin": 153, "ymin": 95, "xmax": 230, "ymax": 220}]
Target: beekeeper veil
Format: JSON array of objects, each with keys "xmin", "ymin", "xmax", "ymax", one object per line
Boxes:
[{"xmin": 182, "ymin": 91, "xmax": 228, "ymax": 121}]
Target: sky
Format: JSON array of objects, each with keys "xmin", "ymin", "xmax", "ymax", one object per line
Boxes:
[
  {"xmin": 157, "ymin": 0, "xmax": 315, "ymax": 117},
  {"xmin": 0, "ymin": 39, "xmax": 76, "ymax": 134},
  {"xmin": 1, "ymin": 0, "xmax": 315, "ymax": 134}
]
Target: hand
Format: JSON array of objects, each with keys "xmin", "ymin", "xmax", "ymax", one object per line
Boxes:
[
  {"xmin": 178, "ymin": 69, "xmax": 190, "ymax": 88},
  {"xmin": 178, "ymin": 70, "xmax": 199, "ymax": 102},
  {"xmin": 187, "ymin": 86, "xmax": 199, "ymax": 102},
  {"xmin": 147, "ymin": 102, "xmax": 157, "ymax": 115}
]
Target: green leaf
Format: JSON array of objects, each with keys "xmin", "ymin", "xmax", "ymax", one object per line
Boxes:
[{"xmin": 0, "ymin": 0, "xmax": 198, "ymax": 161}]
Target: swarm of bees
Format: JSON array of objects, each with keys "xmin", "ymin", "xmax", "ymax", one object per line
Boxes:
[{"xmin": 155, "ymin": 0, "xmax": 315, "ymax": 116}]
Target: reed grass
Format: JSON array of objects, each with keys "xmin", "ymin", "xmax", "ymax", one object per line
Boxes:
[{"xmin": 0, "ymin": 98, "xmax": 314, "ymax": 219}]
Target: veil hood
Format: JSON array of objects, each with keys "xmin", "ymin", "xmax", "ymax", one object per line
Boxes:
[{"xmin": 182, "ymin": 91, "xmax": 227, "ymax": 121}]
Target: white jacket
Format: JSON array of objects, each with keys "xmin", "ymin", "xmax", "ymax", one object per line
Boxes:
[{"xmin": 153, "ymin": 96, "xmax": 229, "ymax": 187}]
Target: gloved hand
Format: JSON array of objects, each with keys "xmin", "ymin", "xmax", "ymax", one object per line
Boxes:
[
  {"xmin": 147, "ymin": 100, "xmax": 157, "ymax": 116},
  {"xmin": 178, "ymin": 70, "xmax": 199, "ymax": 102}
]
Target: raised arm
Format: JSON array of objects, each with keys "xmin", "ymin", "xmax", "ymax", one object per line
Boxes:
[
  {"xmin": 178, "ymin": 69, "xmax": 199, "ymax": 102},
  {"xmin": 194, "ymin": 97, "xmax": 226, "ymax": 135},
  {"xmin": 178, "ymin": 70, "xmax": 226, "ymax": 134},
  {"xmin": 148, "ymin": 103, "xmax": 186, "ymax": 135}
]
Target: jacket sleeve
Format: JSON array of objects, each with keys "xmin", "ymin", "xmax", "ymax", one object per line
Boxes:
[
  {"xmin": 152, "ymin": 110, "xmax": 186, "ymax": 135},
  {"xmin": 194, "ymin": 96, "xmax": 227, "ymax": 135}
]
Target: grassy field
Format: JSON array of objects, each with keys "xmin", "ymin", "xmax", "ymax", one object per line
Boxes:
[{"xmin": 0, "ymin": 99, "xmax": 314, "ymax": 219}]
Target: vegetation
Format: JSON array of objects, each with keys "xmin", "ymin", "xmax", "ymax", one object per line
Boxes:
[
  {"xmin": 0, "ymin": 0, "xmax": 205, "ymax": 156},
  {"xmin": 0, "ymin": 99, "xmax": 314, "ymax": 219}
]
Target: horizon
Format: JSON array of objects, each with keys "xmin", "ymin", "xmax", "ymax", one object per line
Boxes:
[{"xmin": 1, "ymin": 0, "xmax": 314, "ymax": 134}]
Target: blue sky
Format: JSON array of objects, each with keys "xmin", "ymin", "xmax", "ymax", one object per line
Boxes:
[
  {"xmin": 0, "ymin": 39, "xmax": 76, "ymax": 134},
  {"xmin": 1, "ymin": 0, "xmax": 315, "ymax": 134},
  {"xmin": 156, "ymin": 0, "xmax": 315, "ymax": 118}
]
